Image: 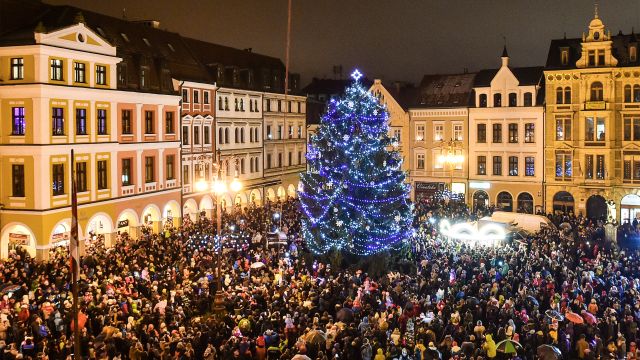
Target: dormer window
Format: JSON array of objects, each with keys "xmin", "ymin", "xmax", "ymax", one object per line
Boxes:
[
  {"xmin": 631, "ymin": 45, "xmax": 638, "ymax": 62},
  {"xmin": 561, "ymin": 48, "xmax": 569, "ymax": 65},
  {"xmin": 120, "ymin": 33, "xmax": 129, "ymax": 42},
  {"xmin": 494, "ymin": 93, "xmax": 502, "ymax": 107},
  {"xmin": 508, "ymin": 93, "xmax": 517, "ymax": 107},
  {"xmin": 167, "ymin": 43, "xmax": 175, "ymax": 52},
  {"xmin": 142, "ymin": 38, "xmax": 151, "ymax": 47},
  {"xmin": 478, "ymin": 94, "xmax": 487, "ymax": 108}
]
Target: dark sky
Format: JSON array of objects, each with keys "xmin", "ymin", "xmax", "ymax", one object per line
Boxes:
[{"xmin": 47, "ymin": 0, "xmax": 640, "ymax": 85}]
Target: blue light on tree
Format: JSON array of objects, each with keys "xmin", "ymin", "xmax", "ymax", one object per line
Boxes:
[{"xmin": 299, "ymin": 70, "xmax": 413, "ymax": 256}]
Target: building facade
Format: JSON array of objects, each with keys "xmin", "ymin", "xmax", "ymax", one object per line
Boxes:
[
  {"xmin": 0, "ymin": 21, "xmax": 181, "ymax": 259},
  {"xmin": 544, "ymin": 10, "xmax": 640, "ymax": 222},
  {"xmin": 469, "ymin": 49, "xmax": 544, "ymax": 213},
  {"xmin": 408, "ymin": 73, "xmax": 474, "ymax": 202}
]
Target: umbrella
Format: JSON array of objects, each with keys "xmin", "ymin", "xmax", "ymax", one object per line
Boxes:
[
  {"xmin": 303, "ymin": 330, "xmax": 326, "ymax": 346},
  {"xmin": 496, "ymin": 339, "xmax": 522, "ymax": 354},
  {"xmin": 465, "ymin": 297, "xmax": 479, "ymax": 306},
  {"xmin": 559, "ymin": 222, "xmax": 572, "ymax": 230},
  {"xmin": 250, "ymin": 262, "xmax": 266, "ymax": 269},
  {"xmin": 565, "ymin": 311, "xmax": 584, "ymax": 324},
  {"xmin": 581, "ymin": 310, "xmax": 597, "ymax": 325},
  {"xmin": 545, "ymin": 310, "xmax": 564, "ymax": 322},
  {"xmin": 1, "ymin": 284, "xmax": 20, "ymax": 294},
  {"xmin": 526, "ymin": 295, "xmax": 539, "ymax": 308},
  {"xmin": 537, "ymin": 344, "xmax": 562, "ymax": 360},
  {"xmin": 336, "ymin": 308, "xmax": 354, "ymax": 323}
]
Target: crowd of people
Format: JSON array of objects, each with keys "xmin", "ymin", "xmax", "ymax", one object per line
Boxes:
[{"xmin": 0, "ymin": 195, "xmax": 638, "ymax": 359}]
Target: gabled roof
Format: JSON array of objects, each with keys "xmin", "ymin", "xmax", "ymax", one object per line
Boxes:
[
  {"xmin": 385, "ymin": 83, "xmax": 419, "ymax": 110},
  {"xmin": 415, "ymin": 73, "xmax": 476, "ymax": 108},
  {"xmin": 545, "ymin": 33, "xmax": 640, "ymax": 69},
  {"xmin": 473, "ymin": 66, "xmax": 543, "ymax": 87}
]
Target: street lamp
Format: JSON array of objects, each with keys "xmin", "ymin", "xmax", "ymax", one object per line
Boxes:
[{"xmin": 437, "ymin": 139, "xmax": 464, "ymax": 192}]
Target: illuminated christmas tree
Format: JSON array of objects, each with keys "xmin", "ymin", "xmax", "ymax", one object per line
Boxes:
[{"xmin": 299, "ymin": 70, "xmax": 413, "ymax": 256}]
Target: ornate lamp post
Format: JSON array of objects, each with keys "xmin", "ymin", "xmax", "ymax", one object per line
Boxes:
[{"xmin": 437, "ymin": 139, "xmax": 464, "ymax": 192}]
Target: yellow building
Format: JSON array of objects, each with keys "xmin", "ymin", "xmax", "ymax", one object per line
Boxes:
[
  {"xmin": 408, "ymin": 73, "xmax": 474, "ymax": 201},
  {"xmin": 544, "ymin": 8, "xmax": 640, "ymax": 222},
  {"xmin": 0, "ymin": 12, "xmax": 181, "ymax": 259}
]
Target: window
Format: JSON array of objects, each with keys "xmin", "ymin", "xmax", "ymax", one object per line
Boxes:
[
  {"xmin": 417, "ymin": 154, "xmax": 425, "ymax": 170},
  {"xmin": 121, "ymin": 110, "xmax": 132, "ymax": 135},
  {"xmin": 11, "ymin": 107, "xmax": 25, "ymax": 135},
  {"xmin": 234, "ymin": 128, "xmax": 239, "ymax": 143},
  {"xmin": 416, "ymin": 125, "xmax": 425, "ymax": 141},
  {"xmin": 145, "ymin": 111, "xmax": 154, "ymax": 134},
  {"xmin": 588, "ymin": 50, "xmax": 596, "ymax": 67},
  {"xmin": 525, "ymin": 157, "xmax": 535, "ymax": 176},
  {"xmin": 434, "ymin": 124, "xmax": 444, "ymax": 141},
  {"xmin": 10, "ymin": 58, "xmax": 24, "ymax": 80},
  {"xmin": 298, "ymin": 151, "xmax": 302, "ymax": 164},
  {"xmin": 250, "ymin": 100, "xmax": 254, "ymax": 112},
  {"xmin": 598, "ymin": 50, "xmax": 605, "ymax": 66},
  {"xmin": 625, "ymin": 85, "xmax": 632, "ymax": 102},
  {"xmin": 182, "ymin": 89, "xmax": 189, "ymax": 103},
  {"xmin": 278, "ymin": 153, "xmax": 283, "ymax": 168},
  {"xmin": 204, "ymin": 91, "xmax": 210, "ymax": 104},
  {"xmin": 508, "ymin": 93, "xmax": 517, "ymax": 107},
  {"xmin": 590, "ymin": 82, "xmax": 603, "ymax": 101},
  {"xmin": 624, "ymin": 117, "xmax": 640, "ymax": 141},
  {"xmin": 76, "ymin": 162, "xmax": 87, "ymax": 192},
  {"xmin": 194, "ymin": 126, "xmax": 200, "ymax": 145},
  {"xmin": 393, "ymin": 129, "xmax": 401, "ymax": 143},
  {"xmin": 564, "ymin": 87, "xmax": 571, "ymax": 104},
  {"xmin": 298, "ymin": 125, "xmax": 302, "ymax": 138},
  {"xmin": 492, "ymin": 123, "xmax": 502, "ymax": 143},
  {"xmin": 166, "ymin": 155, "xmax": 175, "ymax": 180},
  {"xmin": 288, "ymin": 152, "xmax": 292, "ymax": 166},
  {"xmin": 278, "ymin": 125, "xmax": 283, "ymax": 139},
  {"xmin": 183, "ymin": 126, "xmax": 190, "ymax": 145},
  {"xmin": 117, "ymin": 63, "xmax": 127, "ymax": 86},
  {"xmin": 266, "ymin": 154, "xmax": 272, "ymax": 169},
  {"xmin": 182, "ymin": 165, "xmax": 190, "ymax": 185},
  {"xmin": 631, "ymin": 45, "xmax": 638, "ymax": 62},
  {"xmin": 217, "ymin": 127, "xmax": 223, "ymax": 144},
  {"xmin": 240, "ymin": 99, "xmax": 244, "ymax": 111},
  {"xmin": 523, "ymin": 92, "xmax": 533, "ymax": 106},
  {"xmin": 585, "ymin": 117, "xmax": 605, "ymax": 142},
  {"xmin": 493, "ymin": 93, "xmax": 502, "ymax": 107},
  {"xmin": 52, "ymin": 107, "xmax": 65, "ymax": 135},
  {"xmin": 145, "ymin": 157, "xmax": 154, "ymax": 183},
  {"xmin": 477, "ymin": 124, "xmax": 486, "ymax": 143},
  {"xmin": 556, "ymin": 87, "xmax": 563, "ymax": 104},
  {"xmin": 508, "ymin": 156, "xmax": 518, "ymax": 176},
  {"xmin": 635, "ymin": 85, "xmax": 640, "ymax": 102},
  {"xmin": 193, "ymin": 91, "xmax": 199, "ymax": 104},
  {"xmin": 50, "ymin": 59, "xmax": 63, "ymax": 81},
  {"xmin": 266, "ymin": 125, "xmax": 272, "ymax": 139},
  {"xmin": 224, "ymin": 128, "xmax": 229, "ymax": 143},
  {"xmin": 52, "ymin": 164, "xmax": 65, "ymax": 195},
  {"xmin": 96, "ymin": 65, "xmax": 107, "ymax": 85},
  {"xmin": 278, "ymin": 100, "xmax": 282, "ymax": 112},
  {"xmin": 204, "ymin": 126, "xmax": 210, "ymax": 145},
  {"xmin": 596, "ymin": 155, "xmax": 605, "ymax": 179},
  {"xmin": 12, "ymin": 165, "xmax": 24, "ymax": 197},
  {"xmin": 477, "ymin": 156, "xmax": 486, "ymax": 175},
  {"xmin": 97, "ymin": 160, "xmax": 108, "ymax": 190},
  {"xmin": 140, "ymin": 67, "xmax": 147, "ymax": 89},
  {"xmin": 493, "ymin": 156, "xmax": 502, "ymax": 175},
  {"xmin": 289, "ymin": 125, "xmax": 295, "ymax": 139},
  {"xmin": 121, "ymin": 158, "xmax": 132, "ymax": 186},
  {"xmin": 561, "ymin": 49, "xmax": 569, "ymax": 65},
  {"xmin": 508, "ymin": 123, "xmax": 518, "ymax": 143},
  {"xmin": 163, "ymin": 111, "xmax": 174, "ymax": 134},
  {"xmin": 218, "ymin": 97, "xmax": 223, "ymax": 110},
  {"xmin": 74, "ymin": 62, "xmax": 86, "ymax": 83},
  {"xmin": 623, "ymin": 155, "xmax": 640, "ymax": 181},
  {"xmin": 224, "ymin": 98, "xmax": 229, "ymax": 111},
  {"xmin": 555, "ymin": 117, "xmax": 572, "ymax": 141},
  {"xmin": 478, "ymin": 94, "xmax": 487, "ymax": 107},
  {"xmin": 585, "ymin": 154, "xmax": 594, "ymax": 179},
  {"xmin": 524, "ymin": 123, "xmax": 535, "ymax": 143},
  {"xmin": 76, "ymin": 108, "xmax": 87, "ymax": 135},
  {"xmin": 97, "ymin": 109, "xmax": 107, "ymax": 135},
  {"xmin": 555, "ymin": 152, "xmax": 572, "ymax": 179},
  {"xmin": 453, "ymin": 125, "xmax": 463, "ymax": 141},
  {"xmin": 266, "ymin": 99, "xmax": 271, "ymax": 112}
]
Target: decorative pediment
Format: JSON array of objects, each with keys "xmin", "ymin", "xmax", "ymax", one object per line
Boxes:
[
  {"xmin": 555, "ymin": 141, "xmax": 574, "ymax": 150},
  {"xmin": 34, "ymin": 23, "xmax": 116, "ymax": 57}
]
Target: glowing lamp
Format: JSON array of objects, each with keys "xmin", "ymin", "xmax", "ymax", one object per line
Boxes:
[
  {"xmin": 230, "ymin": 177, "xmax": 242, "ymax": 192},
  {"xmin": 195, "ymin": 180, "xmax": 209, "ymax": 192},
  {"xmin": 213, "ymin": 180, "xmax": 227, "ymax": 194}
]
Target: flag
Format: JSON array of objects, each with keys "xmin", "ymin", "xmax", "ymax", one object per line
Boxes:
[{"xmin": 70, "ymin": 149, "xmax": 79, "ymax": 280}]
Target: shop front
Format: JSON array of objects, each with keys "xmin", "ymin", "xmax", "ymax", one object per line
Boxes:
[{"xmin": 414, "ymin": 182, "xmax": 444, "ymax": 203}]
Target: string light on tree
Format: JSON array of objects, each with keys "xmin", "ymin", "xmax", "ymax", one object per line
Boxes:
[{"xmin": 299, "ymin": 69, "xmax": 413, "ymax": 256}]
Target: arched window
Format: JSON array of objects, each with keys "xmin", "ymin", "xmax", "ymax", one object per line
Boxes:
[
  {"xmin": 234, "ymin": 128, "xmax": 239, "ymax": 143},
  {"xmin": 224, "ymin": 128, "xmax": 229, "ymax": 143},
  {"xmin": 590, "ymin": 82, "xmax": 603, "ymax": 101},
  {"xmin": 556, "ymin": 87, "xmax": 564, "ymax": 104},
  {"xmin": 478, "ymin": 94, "xmax": 487, "ymax": 107},
  {"xmin": 240, "ymin": 99, "xmax": 244, "ymax": 111},
  {"xmin": 240, "ymin": 128, "xmax": 245, "ymax": 143},
  {"xmin": 234, "ymin": 98, "xmax": 239, "ymax": 111},
  {"xmin": 523, "ymin": 92, "xmax": 533, "ymax": 106},
  {"xmin": 494, "ymin": 93, "xmax": 502, "ymax": 107},
  {"xmin": 224, "ymin": 98, "xmax": 229, "ymax": 111},
  {"xmin": 218, "ymin": 97, "xmax": 223, "ymax": 110},
  {"xmin": 564, "ymin": 87, "xmax": 571, "ymax": 104},
  {"xmin": 517, "ymin": 192, "xmax": 534, "ymax": 214},
  {"xmin": 625, "ymin": 85, "xmax": 632, "ymax": 102},
  {"xmin": 497, "ymin": 191, "xmax": 513, "ymax": 212},
  {"xmin": 218, "ymin": 127, "xmax": 224, "ymax": 144},
  {"xmin": 240, "ymin": 158, "xmax": 245, "ymax": 174},
  {"xmin": 634, "ymin": 85, "xmax": 640, "ymax": 102},
  {"xmin": 508, "ymin": 93, "xmax": 517, "ymax": 107}
]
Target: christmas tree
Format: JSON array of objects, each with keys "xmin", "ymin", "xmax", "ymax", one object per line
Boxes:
[{"xmin": 299, "ymin": 70, "xmax": 413, "ymax": 256}]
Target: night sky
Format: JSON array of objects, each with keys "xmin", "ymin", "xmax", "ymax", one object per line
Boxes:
[{"xmin": 47, "ymin": 0, "xmax": 640, "ymax": 84}]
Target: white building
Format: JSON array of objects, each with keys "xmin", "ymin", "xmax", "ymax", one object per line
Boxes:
[{"xmin": 468, "ymin": 48, "xmax": 545, "ymax": 213}]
